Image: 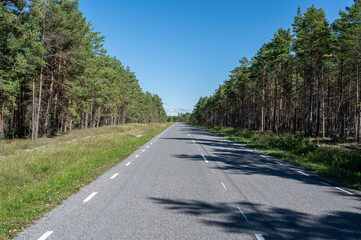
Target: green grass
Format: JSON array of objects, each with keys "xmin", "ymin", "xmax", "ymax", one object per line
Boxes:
[
  {"xmin": 195, "ymin": 125, "xmax": 361, "ymax": 191},
  {"xmin": 0, "ymin": 123, "xmax": 172, "ymax": 239}
]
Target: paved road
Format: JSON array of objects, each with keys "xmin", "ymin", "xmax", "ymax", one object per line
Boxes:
[{"xmin": 17, "ymin": 123, "xmax": 361, "ymax": 240}]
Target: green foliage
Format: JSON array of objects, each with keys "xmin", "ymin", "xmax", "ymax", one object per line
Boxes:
[
  {"xmin": 0, "ymin": 0, "xmax": 167, "ymax": 139},
  {"xmin": 269, "ymin": 136, "xmax": 317, "ymax": 155},
  {"xmin": 191, "ymin": 1, "xmax": 361, "ymax": 142}
]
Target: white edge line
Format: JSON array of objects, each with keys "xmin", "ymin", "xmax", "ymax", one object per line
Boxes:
[
  {"xmin": 135, "ymin": 155, "xmax": 139, "ymax": 158},
  {"xmin": 237, "ymin": 207, "xmax": 249, "ymax": 222},
  {"xmin": 142, "ymin": 149, "xmax": 145, "ymax": 152},
  {"xmin": 126, "ymin": 162, "xmax": 132, "ymax": 166},
  {"xmin": 335, "ymin": 187, "xmax": 354, "ymax": 195},
  {"xmin": 297, "ymin": 171, "xmax": 310, "ymax": 177},
  {"xmin": 37, "ymin": 231, "xmax": 53, "ymax": 240},
  {"xmin": 110, "ymin": 173, "xmax": 119, "ymax": 179},
  {"xmin": 220, "ymin": 182, "xmax": 227, "ymax": 191},
  {"xmin": 255, "ymin": 234, "xmax": 265, "ymax": 240},
  {"xmin": 83, "ymin": 192, "xmax": 97, "ymax": 203}
]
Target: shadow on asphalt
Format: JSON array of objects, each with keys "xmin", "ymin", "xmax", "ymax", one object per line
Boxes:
[
  {"xmin": 158, "ymin": 125, "xmax": 361, "ymax": 239},
  {"xmin": 166, "ymin": 127, "xmax": 360, "ymax": 197},
  {"xmin": 148, "ymin": 197, "xmax": 361, "ymax": 240}
]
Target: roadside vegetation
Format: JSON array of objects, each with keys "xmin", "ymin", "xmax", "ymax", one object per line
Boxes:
[
  {"xmin": 0, "ymin": 123, "xmax": 172, "ymax": 239},
  {"xmin": 198, "ymin": 125, "xmax": 361, "ymax": 191},
  {"xmin": 0, "ymin": 0, "xmax": 166, "ymax": 140},
  {"xmin": 191, "ymin": 2, "xmax": 361, "ymax": 142}
]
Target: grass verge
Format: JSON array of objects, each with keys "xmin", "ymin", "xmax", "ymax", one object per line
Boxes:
[
  {"xmin": 194, "ymin": 125, "xmax": 361, "ymax": 191},
  {"xmin": 0, "ymin": 123, "xmax": 172, "ymax": 239}
]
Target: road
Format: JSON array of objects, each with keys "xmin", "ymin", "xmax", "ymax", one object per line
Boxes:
[{"xmin": 17, "ymin": 123, "xmax": 361, "ymax": 240}]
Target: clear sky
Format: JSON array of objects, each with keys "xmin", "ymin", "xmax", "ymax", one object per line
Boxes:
[{"xmin": 78, "ymin": 0, "xmax": 354, "ymax": 116}]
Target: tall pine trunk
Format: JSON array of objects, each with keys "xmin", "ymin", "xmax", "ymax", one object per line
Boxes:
[
  {"xmin": 307, "ymin": 66, "xmax": 313, "ymax": 137},
  {"xmin": 31, "ymin": 76, "xmax": 36, "ymax": 140},
  {"xmin": 273, "ymin": 71, "xmax": 278, "ymax": 132},
  {"xmin": 261, "ymin": 67, "xmax": 266, "ymax": 131},
  {"xmin": 355, "ymin": 55, "xmax": 360, "ymax": 142}
]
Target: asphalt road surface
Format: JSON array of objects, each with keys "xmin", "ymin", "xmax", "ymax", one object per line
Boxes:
[{"xmin": 17, "ymin": 123, "xmax": 361, "ymax": 240}]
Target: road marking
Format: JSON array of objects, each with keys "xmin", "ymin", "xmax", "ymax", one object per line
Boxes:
[
  {"xmin": 321, "ymin": 181, "xmax": 331, "ymax": 186},
  {"xmin": 126, "ymin": 162, "xmax": 132, "ymax": 166},
  {"xmin": 260, "ymin": 155, "xmax": 266, "ymax": 158},
  {"xmin": 211, "ymin": 169, "xmax": 215, "ymax": 174},
  {"xmin": 188, "ymin": 134, "xmax": 190, "ymax": 137},
  {"xmin": 201, "ymin": 153, "xmax": 209, "ymax": 163},
  {"xmin": 135, "ymin": 154, "xmax": 139, "ymax": 158},
  {"xmin": 146, "ymin": 145, "xmax": 149, "ymax": 148},
  {"xmin": 297, "ymin": 171, "xmax": 310, "ymax": 176},
  {"xmin": 237, "ymin": 207, "xmax": 249, "ymax": 222},
  {"xmin": 192, "ymin": 140, "xmax": 195, "ymax": 144},
  {"xmin": 335, "ymin": 187, "xmax": 354, "ymax": 195},
  {"xmin": 83, "ymin": 192, "xmax": 97, "ymax": 203},
  {"xmin": 37, "ymin": 231, "xmax": 53, "ymax": 240},
  {"xmin": 150, "ymin": 142, "xmax": 153, "ymax": 145},
  {"xmin": 220, "ymin": 182, "xmax": 227, "ymax": 191},
  {"xmin": 142, "ymin": 149, "xmax": 145, "ymax": 152},
  {"xmin": 110, "ymin": 173, "xmax": 119, "ymax": 179},
  {"xmin": 255, "ymin": 234, "xmax": 265, "ymax": 240},
  {"xmin": 275, "ymin": 161, "xmax": 283, "ymax": 165}
]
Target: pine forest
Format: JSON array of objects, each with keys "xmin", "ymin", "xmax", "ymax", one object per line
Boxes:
[
  {"xmin": 0, "ymin": 0, "xmax": 166, "ymax": 140},
  {"xmin": 192, "ymin": 2, "xmax": 361, "ymax": 142}
]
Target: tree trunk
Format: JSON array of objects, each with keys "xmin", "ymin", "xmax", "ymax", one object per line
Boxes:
[
  {"xmin": 97, "ymin": 106, "xmax": 101, "ymax": 128},
  {"xmin": 322, "ymin": 67, "xmax": 326, "ymax": 139},
  {"xmin": 307, "ymin": 66, "xmax": 313, "ymax": 137},
  {"xmin": 0, "ymin": 104, "xmax": 4, "ymax": 137},
  {"xmin": 273, "ymin": 71, "xmax": 278, "ymax": 132},
  {"xmin": 44, "ymin": 58, "xmax": 56, "ymax": 137},
  {"xmin": 278, "ymin": 60, "xmax": 283, "ymax": 131},
  {"xmin": 85, "ymin": 112, "xmax": 88, "ymax": 129},
  {"xmin": 339, "ymin": 60, "xmax": 345, "ymax": 138},
  {"xmin": 356, "ymin": 56, "xmax": 360, "ymax": 142},
  {"xmin": 31, "ymin": 76, "xmax": 36, "ymax": 140},
  {"xmin": 261, "ymin": 66, "xmax": 266, "ymax": 131},
  {"xmin": 35, "ymin": 64, "xmax": 43, "ymax": 139}
]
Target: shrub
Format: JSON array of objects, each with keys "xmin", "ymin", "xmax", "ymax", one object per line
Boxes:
[{"xmin": 268, "ymin": 136, "xmax": 317, "ymax": 155}]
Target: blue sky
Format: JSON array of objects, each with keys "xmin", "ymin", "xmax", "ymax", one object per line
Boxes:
[{"xmin": 78, "ymin": 0, "xmax": 354, "ymax": 116}]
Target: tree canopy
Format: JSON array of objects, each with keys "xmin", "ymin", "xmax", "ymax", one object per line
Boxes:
[
  {"xmin": 0, "ymin": 0, "xmax": 166, "ymax": 139},
  {"xmin": 191, "ymin": 1, "xmax": 361, "ymax": 142}
]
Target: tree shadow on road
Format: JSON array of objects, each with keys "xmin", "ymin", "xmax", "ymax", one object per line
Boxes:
[{"xmin": 148, "ymin": 197, "xmax": 361, "ymax": 240}]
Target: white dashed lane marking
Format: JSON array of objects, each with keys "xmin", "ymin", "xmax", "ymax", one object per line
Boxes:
[
  {"xmin": 201, "ymin": 153, "xmax": 209, "ymax": 163},
  {"xmin": 335, "ymin": 187, "xmax": 354, "ymax": 195},
  {"xmin": 110, "ymin": 173, "xmax": 119, "ymax": 179},
  {"xmin": 237, "ymin": 207, "xmax": 249, "ymax": 222},
  {"xmin": 83, "ymin": 192, "xmax": 97, "ymax": 203},
  {"xmin": 297, "ymin": 171, "xmax": 310, "ymax": 177},
  {"xmin": 37, "ymin": 231, "xmax": 53, "ymax": 240},
  {"xmin": 220, "ymin": 182, "xmax": 227, "ymax": 191},
  {"xmin": 255, "ymin": 234, "xmax": 265, "ymax": 240}
]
